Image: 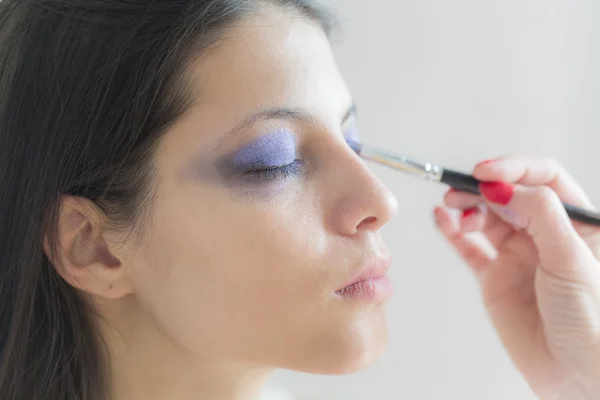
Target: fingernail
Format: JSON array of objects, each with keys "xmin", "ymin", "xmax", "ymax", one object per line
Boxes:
[
  {"xmin": 479, "ymin": 182, "xmax": 514, "ymax": 205},
  {"xmin": 476, "ymin": 159, "xmax": 496, "ymax": 167},
  {"xmin": 461, "ymin": 208, "xmax": 477, "ymax": 219}
]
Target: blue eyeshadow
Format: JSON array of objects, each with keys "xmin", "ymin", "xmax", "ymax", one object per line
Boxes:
[
  {"xmin": 344, "ymin": 125, "xmax": 360, "ymax": 143},
  {"xmin": 232, "ymin": 130, "xmax": 296, "ymax": 170},
  {"xmin": 344, "ymin": 126, "xmax": 361, "ymax": 154}
]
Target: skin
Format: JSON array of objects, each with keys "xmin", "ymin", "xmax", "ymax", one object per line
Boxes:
[
  {"xmin": 436, "ymin": 158, "xmax": 600, "ymax": 399},
  {"xmin": 47, "ymin": 5, "xmax": 600, "ymax": 400},
  {"xmin": 48, "ymin": 7, "xmax": 398, "ymax": 400}
]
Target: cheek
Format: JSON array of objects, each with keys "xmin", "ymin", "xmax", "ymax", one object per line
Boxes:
[
  {"xmin": 134, "ymin": 186, "xmax": 334, "ymax": 355},
  {"xmin": 200, "ymin": 199, "xmax": 330, "ymax": 308}
]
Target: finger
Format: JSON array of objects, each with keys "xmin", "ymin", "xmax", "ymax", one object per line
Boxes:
[
  {"xmin": 460, "ymin": 206, "xmax": 516, "ymax": 249},
  {"xmin": 480, "ymin": 210, "xmax": 516, "ymax": 250},
  {"xmin": 434, "ymin": 206, "xmax": 496, "ymax": 274},
  {"xmin": 459, "ymin": 206, "xmax": 486, "ymax": 232},
  {"xmin": 444, "ymin": 189, "xmax": 482, "ymax": 209},
  {"xmin": 480, "ymin": 182, "xmax": 597, "ymax": 279},
  {"xmin": 473, "ymin": 157, "xmax": 594, "ymax": 209},
  {"xmin": 444, "ymin": 190, "xmax": 516, "ymax": 248}
]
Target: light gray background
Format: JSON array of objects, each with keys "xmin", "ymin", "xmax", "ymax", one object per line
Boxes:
[{"xmin": 267, "ymin": 0, "xmax": 599, "ymax": 399}]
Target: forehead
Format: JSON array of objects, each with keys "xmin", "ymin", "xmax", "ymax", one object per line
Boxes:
[{"xmin": 182, "ymin": 8, "xmax": 352, "ymax": 134}]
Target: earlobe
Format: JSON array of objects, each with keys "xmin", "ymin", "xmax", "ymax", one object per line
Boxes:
[{"xmin": 44, "ymin": 196, "xmax": 134, "ymax": 300}]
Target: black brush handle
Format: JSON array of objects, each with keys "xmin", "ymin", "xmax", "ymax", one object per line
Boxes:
[
  {"xmin": 440, "ymin": 168, "xmax": 600, "ymax": 227},
  {"xmin": 440, "ymin": 169, "xmax": 481, "ymax": 196},
  {"xmin": 563, "ymin": 204, "xmax": 600, "ymax": 227}
]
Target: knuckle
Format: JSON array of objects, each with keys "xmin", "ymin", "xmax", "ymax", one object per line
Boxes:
[{"xmin": 531, "ymin": 186, "xmax": 560, "ymax": 212}]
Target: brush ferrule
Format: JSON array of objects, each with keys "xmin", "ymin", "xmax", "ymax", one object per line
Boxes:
[{"xmin": 356, "ymin": 143, "xmax": 443, "ymax": 182}]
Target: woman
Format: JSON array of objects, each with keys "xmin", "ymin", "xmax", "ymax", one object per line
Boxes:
[{"xmin": 0, "ymin": 1, "xmax": 598, "ymax": 399}]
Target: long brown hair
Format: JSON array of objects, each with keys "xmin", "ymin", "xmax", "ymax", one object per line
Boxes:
[{"xmin": 0, "ymin": 1, "xmax": 332, "ymax": 398}]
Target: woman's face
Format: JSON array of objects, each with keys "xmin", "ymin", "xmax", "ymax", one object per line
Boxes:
[{"xmin": 121, "ymin": 8, "xmax": 398, "ymax": 374}]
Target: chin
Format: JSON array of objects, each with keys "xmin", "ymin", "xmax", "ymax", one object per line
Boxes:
[
  {"xmin": 282, "ymin": 308, "xmax": 390, "ymax": 376},
  {"xmin": 323, "ymin": 325, "xmax": 389, "ymax": 375}
]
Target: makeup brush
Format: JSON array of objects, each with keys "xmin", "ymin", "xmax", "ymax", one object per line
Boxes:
[{"xmin": 351, "ymin": 141, "xmax": 600, "ymax": 227}]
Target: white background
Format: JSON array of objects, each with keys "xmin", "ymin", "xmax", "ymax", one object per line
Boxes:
[{"xmin": 267, "ymin": 0, "xmax": 599, "ymax": 399}]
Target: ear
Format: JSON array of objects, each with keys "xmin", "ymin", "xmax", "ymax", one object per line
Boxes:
[{"xmin": 43, "ymin": 196, "xmax": 134, "ymax": 300}]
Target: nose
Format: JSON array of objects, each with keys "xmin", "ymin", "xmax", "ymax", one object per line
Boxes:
[{"xmin": 323, "ymin": 142, "xmax": 399, "ymax": 236}]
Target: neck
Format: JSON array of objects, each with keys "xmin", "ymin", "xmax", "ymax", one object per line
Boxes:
[
  {"xmin": 95, "ymin": 299, "xmax": 273, "ymax": 400},
  {"xmin": 110, "ymin": 355, "xmax": 271, "ymax": 400}
]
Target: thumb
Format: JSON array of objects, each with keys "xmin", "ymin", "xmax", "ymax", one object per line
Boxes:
[{"xmin": 479, "ymin": 182, "xmax": 596, "ymax": 277}]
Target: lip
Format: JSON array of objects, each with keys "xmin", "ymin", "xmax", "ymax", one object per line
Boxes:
[{"xmin": 335, "ymin": 256, "xmax": 393, "ymax": 302}]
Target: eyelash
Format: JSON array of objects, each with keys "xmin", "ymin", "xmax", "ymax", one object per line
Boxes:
[{"xmin": 244, "ymin": 160, "xmax": 303, "ymax": 182}]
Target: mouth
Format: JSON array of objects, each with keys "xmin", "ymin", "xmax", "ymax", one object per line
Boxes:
[{"xmin": 335, "ymin": 256, "xmax": 393, "ymax": 302}]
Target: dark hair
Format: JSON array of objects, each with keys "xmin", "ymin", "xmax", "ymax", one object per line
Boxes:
[{"xmin": 0, "ymin": 1, "xmax": 333, "ymax": 398}]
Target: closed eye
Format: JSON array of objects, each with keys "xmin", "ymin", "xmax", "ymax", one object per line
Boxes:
[{"xmin": 243, "ymin": 160, "xmax": 303, "ymax": 182}]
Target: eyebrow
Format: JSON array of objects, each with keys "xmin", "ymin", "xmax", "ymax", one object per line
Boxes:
[{"xmin": 217, "ymin": 103, "xmax": 357, "ymax": 147}]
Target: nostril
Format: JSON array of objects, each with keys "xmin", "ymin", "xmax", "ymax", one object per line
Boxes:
[{"xmin": 359, "ymin": 216, "xmax": 377, "ymax": 228}]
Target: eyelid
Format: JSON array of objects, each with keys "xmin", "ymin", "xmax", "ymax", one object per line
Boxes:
[
  {"xmin": 343, "ymin": 124, "xmax": 359, "ymax": 140},
  {"xmin": 244, "ymin": 160, "xmax": 294, "ymax": 171},
  {"xmin": 231, "ymin": 129, "xmax": 297, "ymax": 170},
  {"xmin": 242, "ymin": 160, "xmax": 303, "ymax": 182}
]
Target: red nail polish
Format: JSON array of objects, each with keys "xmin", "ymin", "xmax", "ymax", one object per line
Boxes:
[
  {"xmin": 479, "ymin": 182, "xmax": 514, "ymax": 205},
  {"xmin": 461, "ymin": 208, "xmax": 477, "ymax": 219}
]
